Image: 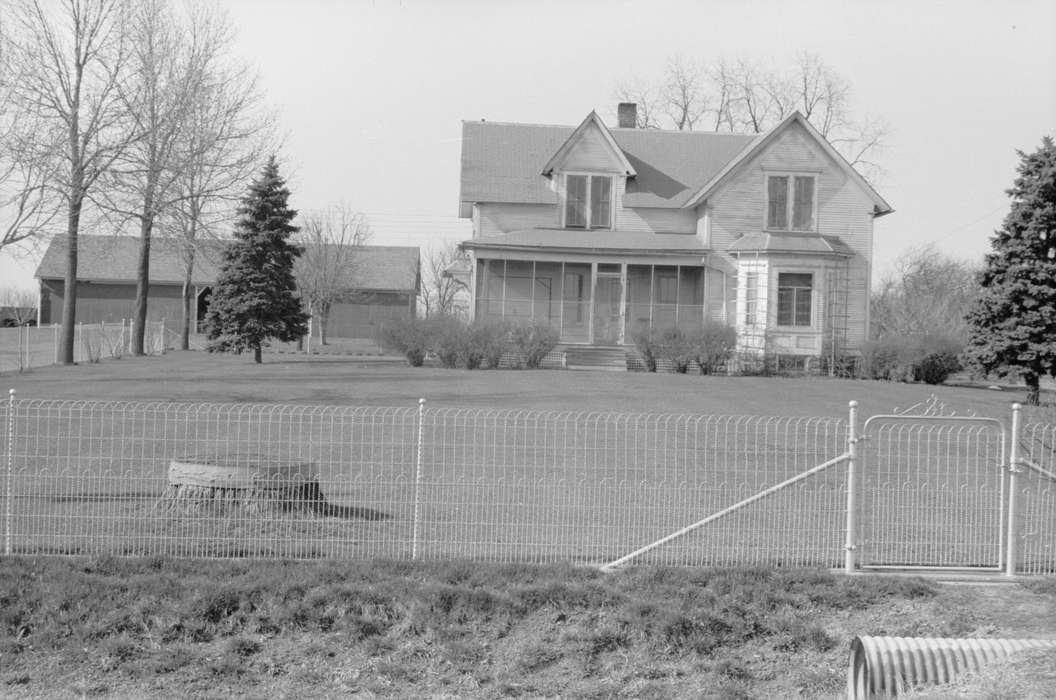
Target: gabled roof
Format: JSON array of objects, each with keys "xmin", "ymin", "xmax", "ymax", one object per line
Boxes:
[
  {"xmin": 727, "ymin": 232, "xmax": 854, "ymax": 257},
  {"xmin": 682, "ymin": 111, "xmax": 894, "ymax": 216},
  {"xmin": 540, "ymin": 111, "xmax": 636, "ymax": 178},
  {"xmin": 459, "ymin": 119, "xmax": 756, "ymax": 212},
  {"xmin": 35, "ymin": 235, "xmax": 421, "ymax": 292}
]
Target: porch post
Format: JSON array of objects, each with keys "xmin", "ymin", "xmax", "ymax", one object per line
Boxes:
[
  {"xmin": 618, "ymin": 263, "xmax": 627, "ymax": 344},
  {"xmin": 588, "ymin": 262, "xmax": 597, "ymax": 345}
]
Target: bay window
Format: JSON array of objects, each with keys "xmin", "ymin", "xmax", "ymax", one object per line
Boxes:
[{"xmin": 777, "ymin": 273, "xmax": 813, "ymax": 327}]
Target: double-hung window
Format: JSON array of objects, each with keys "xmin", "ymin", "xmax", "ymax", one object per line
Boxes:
[
  {"xmin": 777, "ymin": 273, "xmax": 813, "ymax": 327},
  {"xmin": 565, "ymin": 174, "xmax": 612, "ymax": 229},
  {"xmin": 766, "ymin": 175, "xmax": 815, "ymax": 231}
]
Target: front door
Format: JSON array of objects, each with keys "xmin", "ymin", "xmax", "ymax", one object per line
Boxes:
[{"xmin": 593, "ymin": 275, "xmax": 623, "ymax": 345}]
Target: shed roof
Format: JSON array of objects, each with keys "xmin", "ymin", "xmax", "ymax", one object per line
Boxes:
[
  {"xmin": 35, "ymin": 235, "xmax": 420, "ymax": 292},
  {"xmin": 461, "ymin": 228, "xmax": 706, "ymax": 256},
  {"xmin": 459, "ymin": 120, "xmax": 757, "ymax": 212}
]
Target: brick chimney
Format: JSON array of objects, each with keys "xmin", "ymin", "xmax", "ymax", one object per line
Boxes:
[{"xmin": 617, "ymin": 102, "xmax": 638, "ymax": 129}]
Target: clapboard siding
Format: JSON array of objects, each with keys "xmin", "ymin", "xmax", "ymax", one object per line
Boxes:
[
  {"xmin": 477, "ymin": 203, "xmax": 557, "ymax": 236},
  {"xmin": 705, "ymin": 120, "xmax": 875, "ymax": 351},
  {"xmin": 614, "ymin": 177, "xmax": 697, "ymax": 233}
]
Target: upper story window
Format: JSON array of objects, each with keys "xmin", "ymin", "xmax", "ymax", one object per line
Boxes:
[
  {"xmin": 766, "ymin": 174, "xmax": 815, "ymax": 232},
  {"xmin": 564, "ymin": 174, "xmax": 612, "ymax": 230}
]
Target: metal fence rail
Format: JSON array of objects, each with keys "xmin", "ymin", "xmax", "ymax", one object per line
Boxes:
[
  {"xmin": 2, "ymin": 395, "xmax": 1053, "ymax": 573},
  {"xmin": 2, "ymin": 398, "xmax": 848, "ymax": 566},
  {"xmin": 1017, "ymin": 422, "xmax": 1056, "ymax": 576}
]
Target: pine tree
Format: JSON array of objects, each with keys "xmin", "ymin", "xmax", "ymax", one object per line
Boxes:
[
  {"xmin": 204, "ymin": 157, "xmax": 309, "ymax": 363},
  {"xmin": 964, "ymin": 137, "xmax": 1056, "ymax": 405}
]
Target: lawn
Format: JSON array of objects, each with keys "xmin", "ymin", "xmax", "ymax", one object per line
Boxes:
[
  {"xmin": 0, "ymin": 347, "xmax": 1044, "ymax": 418},
  {"xmin": 2, "ymin": 354, "xmax": 1055, "ymax": 698},
  {"xmin": 2, "ymin": 351, "xmax": 1054, "ymax": 571}
]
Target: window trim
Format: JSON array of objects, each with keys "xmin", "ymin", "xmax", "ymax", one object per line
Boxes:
[
  {"xmin": 775, "ymin": 270, "xmax": 815, "ymax": 328},
  {"xmin": 562, "ymin": 172, "xmax": 615, "ymax": 230},
  {"xmin": 764, "ymin": 172, "xmax": 818, "ymax": 233}
]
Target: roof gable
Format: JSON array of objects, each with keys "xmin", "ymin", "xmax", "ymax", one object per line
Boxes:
[
  {"xmin": 682, "ymin": 112, "xmax": 893, "ymax": 216},
  {"xmin": 540, "ymin": 111, "xmax": 635, "ymax": 177}
]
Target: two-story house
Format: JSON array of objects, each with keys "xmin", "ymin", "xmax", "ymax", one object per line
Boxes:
[{"xmin": 457, "ymin": 104, "xmax": 892, "ymax": 365}]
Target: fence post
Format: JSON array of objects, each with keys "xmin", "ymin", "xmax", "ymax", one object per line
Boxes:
[
  {"xmin": 1005, "ymin": 402, "xmax": 1022, "ymax": 577},
  {"xmin": 53, "ymin": 323, "xmax": 59, "ymax": 364},
  {"xmin": 17, "ymin": 324, "xmax": 24, "ymax": 373},
  {"xmin": 5, "ymin": 389, "xmax": 14, "ymax": 556},
  {"xmin": 844, "ymin": 400, "xmax": 859, "ymax": 574},
  {"xmin": 411, "ymin": 397, "xmax": 426, "ymax": 560}
]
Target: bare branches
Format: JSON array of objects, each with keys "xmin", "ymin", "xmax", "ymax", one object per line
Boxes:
[
  {"xmin": 418, "ymin": 241, "xmax": 470, "ymax": 319},
  {"xmin": 295, "ymin": 205, "xmax": 372, "ymax": 344},
  {"xmin": 611, "ymin": 52, "xmax": 887, "ymax": 175}
]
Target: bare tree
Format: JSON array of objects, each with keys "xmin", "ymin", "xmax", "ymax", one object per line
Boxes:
[
  {"xmin": 0, "ymin": 286, "xmax": 37, "ymax": 325},
  {"xmin": 160, "ymin": 4, "xmax": 276, "ymax": 351},
  {"xmin": 871, "ymin": 245, "xmax": 979, "ymax": 340},
  {"xmin": 102, "ymin": 0, "xmax": 228, "ymax": 356},
  {"xmin": 0, "ymin": 26, "xmax": 59, "ymax": 254},
  {"xmin": 295, "ymin": 205, "xmax": 371, "ymax": 345},
  {"xmin": 418, "ymin": 242, "xmax": 470, "ymax": 319},
  {"xmin": 5, "ymin": 0, "xmax": 134, "ymax": 364},
  {"xmin": 614, "ymin": 52, "xmax": 888, "ymax": 180}
]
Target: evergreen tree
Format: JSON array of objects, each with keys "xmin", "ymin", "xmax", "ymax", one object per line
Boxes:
[
  {"xmin": 964, "ymin": 137, "xmax": 1056, "ymax": 405},
  {"xmin": 204, "ymin": 157, "xmax": 309, "ymax": 363}
]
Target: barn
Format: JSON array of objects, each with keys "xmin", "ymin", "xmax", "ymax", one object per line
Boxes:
[{"xmin": 35, "ymin": 235, "xmax": 420, "ymax": 339}]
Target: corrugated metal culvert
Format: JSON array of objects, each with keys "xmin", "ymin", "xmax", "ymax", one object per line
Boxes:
[{"xmin": 848, "ymin": 635, "xmax": 1056, "ymax": 698}]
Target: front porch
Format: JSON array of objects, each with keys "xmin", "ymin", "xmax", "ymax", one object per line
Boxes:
[{"xmin": 472, "ymin": 258, "xmax": 725, "ymax": 346}]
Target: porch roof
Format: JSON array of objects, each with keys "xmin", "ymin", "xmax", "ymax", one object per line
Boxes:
[
  {"xmin": 727, "ymin": 232, "xmax": 855, "ymax": 257},
  {"xmin": 461, "ymin": 228, "xmax": 707, "ymax": 257}
]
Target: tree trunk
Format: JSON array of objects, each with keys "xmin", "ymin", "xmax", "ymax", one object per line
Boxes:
[
  {"xmin": 320, "ymin": 302, "xmax": 329, "ymax": 345},
  {"xmin": 180, "ymin": 248, "xmax": 195, "ymax": 351},
  {"xmin": 132, "ymin": 212, "xmax": 153, "ymax": 356},
  {"xmin": 254, "ymin": 344, "xmax": 262, "ymax": 364},
  {"xmin": 59, "ymin": 196, "xmax": 82, "ymax": 365},
  {"xmin": 1025, "ymin": 371, "xmax": 1041, "ymax": 406}
]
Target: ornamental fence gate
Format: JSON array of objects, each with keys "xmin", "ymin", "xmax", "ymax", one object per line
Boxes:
[{"xmin": 1, "ymin": 392, "xmax": 1054, "ymax": 574}]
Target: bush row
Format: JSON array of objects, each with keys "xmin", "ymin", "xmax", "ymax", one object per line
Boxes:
[
  {"xmin": 379, "ymin": 316, "xmax": 560, "ymax": 369},
  {"xmin": 860, "ymin": 333, "xmax": 963, "ymax": 385},
  {"xmin": 630, "ymin": 323, "xmax": 738, "ymax": 374}
]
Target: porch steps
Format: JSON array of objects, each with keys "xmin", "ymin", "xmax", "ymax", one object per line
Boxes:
[{"xmin": 562, "ymin": 345, "xmax": 630, "ymax": 371}]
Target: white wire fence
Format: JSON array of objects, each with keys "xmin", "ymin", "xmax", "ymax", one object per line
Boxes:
[
  {"xmin": 0, "ymin": 395, "xmax": 1053, "ymax": 573},
  {"xmin": 0, "ymin": 321, "xmax": 167, "ymax": 374}
]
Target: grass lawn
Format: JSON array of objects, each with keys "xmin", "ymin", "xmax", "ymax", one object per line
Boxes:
[
  {"xmin": 1, "ymin": 348, "xmax": 1046, "ymax": 419},
  {"xmin": 1, "ymin": 557, "xmax": 1055, "ymax": 699},
  {"xmin": 2, "ymin": 354, "xmax": 1055, "ymax": 698}
]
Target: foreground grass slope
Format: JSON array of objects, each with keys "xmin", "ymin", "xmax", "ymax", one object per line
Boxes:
[{"xmin": 2, "ymin": 558, "xmax": 1055, "ymax": 699}]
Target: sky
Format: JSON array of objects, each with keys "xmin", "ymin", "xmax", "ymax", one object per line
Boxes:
[{"xmin": 2, "ymin": 0, "xmax": 1054, "ymax": 291}]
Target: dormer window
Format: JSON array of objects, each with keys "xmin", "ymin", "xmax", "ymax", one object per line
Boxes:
[
  {"xmin": 766, "ymin": 174, "xmax": 816, "ymax": 231},
  {"xmin": 564, "ymin": 174, "xmax": 612, "ymax": 230}
]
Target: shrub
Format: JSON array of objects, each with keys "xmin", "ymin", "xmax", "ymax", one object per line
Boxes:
[
  {"xmin": 426, "ymin": 315, "xmax": 467, "ymax": 369},
  {"xmin": 630, "ymin": 325, "xmax": 661, "ymax": 372},
  {"xmin": 378, "ymin": 318, "xmax": 430, "ymax": 367},
  {"xmin": 469, "ymin": 321, "xmax": 510, "ymax": 369},
  {"xmin": 658, "ymin": 328, "xmax": 694, "ymax": 373},
  {"xmin": 861, "ymin": 333, "xmax": 964, "ymax": 384},
  {"xmin": 689, "ymin": 322, "xmax": 737, "ymax": 375},
  {"xmin": 509, "ymin": 320, "xmax": 559, "ymax": 369}
]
